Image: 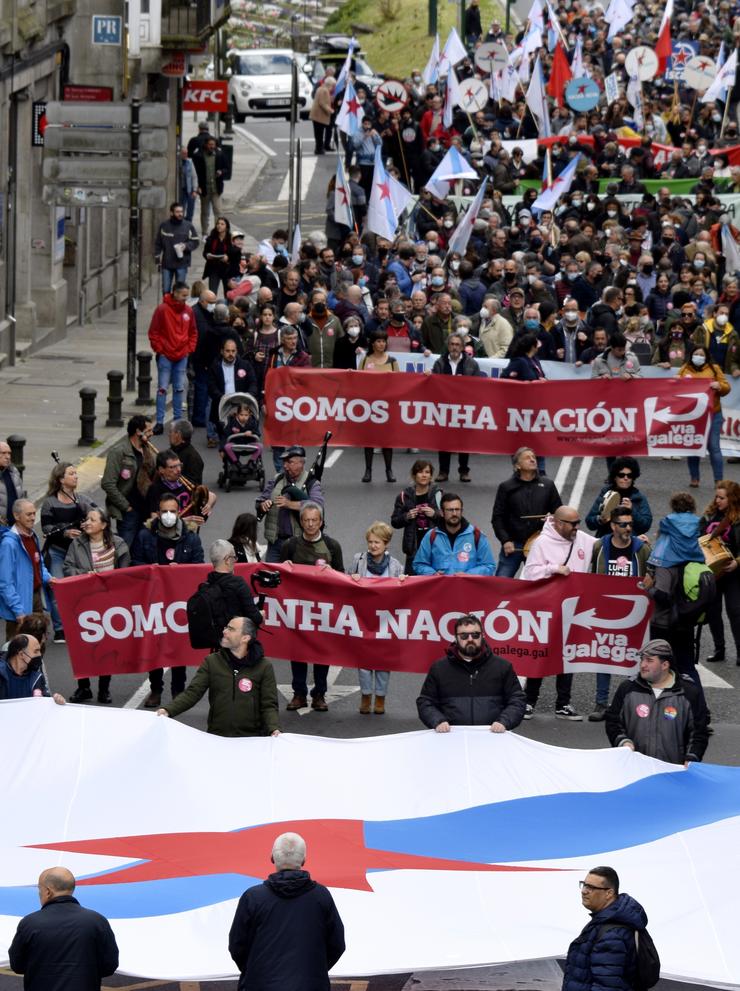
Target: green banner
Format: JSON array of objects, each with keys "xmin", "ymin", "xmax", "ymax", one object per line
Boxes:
[{"xmin": 515, "ymin": 177, "xmax": 735, "ymax": 195}]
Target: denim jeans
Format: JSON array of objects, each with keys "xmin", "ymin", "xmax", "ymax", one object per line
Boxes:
[
  {"xmin": 495, "ymin": 549, "xmax": 524, "ymax": 578},
  {"xmin": 595, "ymin": 672, "xmax": 611, "ymax": 706},
  {"xmin": 359, "ymin": 669, "xmax": 390, "ymax": 695},
  {"xmin": 155, "ymin": 355, "xmax": 188, "ymax": 425},
  {"xmin": 161, "ymin": 267, "xmax": 189, "ymax": 295},
  {"xmin": 47, "ymin": 545, "xmax": 67, "ymax": 633},
  {"xmin": 687, "ymin": 412, "xmax": 724, "ymax": 483}
]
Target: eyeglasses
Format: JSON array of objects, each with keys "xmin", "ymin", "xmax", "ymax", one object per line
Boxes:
[
  {"xmin": 615, "ymin": 472, "xmax": 633, "ymax": 478},
  {"xmin": 579, "ymin": 881, "xmax": 612, "ymax": 892},
  {"xmin": 560, "ymin": 519, "xmax": 581, "ymax": 527},
  {"xmin": 458, "ymin": 631, "xmax": 482, "ymax": 640},
  {"xmin": 613, "ymin": 521, "xmax": 633, "ymax": 528}
]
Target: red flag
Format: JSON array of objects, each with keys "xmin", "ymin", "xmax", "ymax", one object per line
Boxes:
[
  {"xmin": 655, "ymin": 0, "xmax": 674, "ymax": 75},
  {"xmin": 546, "ymin": 41, "xmax": 573, "ymax": 107}
]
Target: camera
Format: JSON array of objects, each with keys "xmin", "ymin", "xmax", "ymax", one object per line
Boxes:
[{"xmin": 251, "ymin": 569, "xmax": 282, "ymax": 592}]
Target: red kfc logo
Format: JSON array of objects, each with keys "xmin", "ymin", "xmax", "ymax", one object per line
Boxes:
[{"xmin": 182, "ymin": 81, "xmax": 228, "ymax": 113}]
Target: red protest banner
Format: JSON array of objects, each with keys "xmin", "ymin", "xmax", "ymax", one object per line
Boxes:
[
  {"xmin": 263, "ymin": 368, "xmax": 713, "ymax": 458},
  {"xmin": 53, "ymin": 563, "xmax": 652, "ymax": 680}
]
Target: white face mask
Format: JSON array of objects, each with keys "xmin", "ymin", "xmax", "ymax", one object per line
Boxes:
[
  {"xmin": 565, "ymin": 311, "xmax": 578, "ymax": 322},
  {"xmin": 451, "ymin": 260, "xmax": 460, "ymax": 271},
  {"xmin": 691, "ymin": 355, "xmax": 706, "ymax": 368},
  {"xmin": 479, "ymin": 307, "xmax": 489, "ymax": 319},
  {"xmin": 347, "ymin": 327, "xmax": 360, "ymax": 339},
  {"xmin": 607, "ymin": 209, "xmax": 618, "ymax": 218},
  {"xmin": 160, "ymin": 511, "xmax": 177, "ymax": 528},
  {"xmin": 716, "ymin": 314, "xmax": 729, "ymax": 326}
]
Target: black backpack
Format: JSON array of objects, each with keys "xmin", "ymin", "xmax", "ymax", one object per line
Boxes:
[
  {"xmin": 187, "ymin": 580, "xmax": 229, "ymax": 649},
  {"xmin": 598, "ymin": 924, "xmax": 661, "ymax": 991}
]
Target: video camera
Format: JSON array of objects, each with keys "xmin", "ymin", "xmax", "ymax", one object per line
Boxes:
[{"xmin": 250, "ymin": 569, "xmax": 282, "ymax": 610}]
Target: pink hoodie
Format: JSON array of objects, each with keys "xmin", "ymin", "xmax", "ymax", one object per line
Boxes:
[{"xmin": 520, "ymin": 517, "xmax": 597, "ymax": 581}]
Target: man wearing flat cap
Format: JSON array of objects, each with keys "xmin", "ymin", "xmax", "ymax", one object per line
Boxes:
[
  {"xmin": 258, "ymin": 446, "xmax": 324, "ymax": 563},
  {"xmin": 605, "ymin": 639, "xmax": 709, "ymax": 765}
]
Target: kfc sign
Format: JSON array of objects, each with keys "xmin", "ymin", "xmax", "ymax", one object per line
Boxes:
[{"xmin": 183, "ymin": 81, "xmax": 228, "ymax": 112}]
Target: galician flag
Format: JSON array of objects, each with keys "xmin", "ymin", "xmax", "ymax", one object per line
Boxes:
[
  {"xmin": 439, "ymin": 27, "xmax": 467, "ymax": 75},
  {"xmin": 525, "ymin": 55, "xmax": 551, "ymax": 137},
  {"xmin": 422, "ymin": 34, "xmax": 440, "ymax": 86},
  {"xmin": 334, "ymin": 156, "xmax": 354, "ymax": 230},
  {"xmin": 447, "ymin": 179, "xmax": 488, "ymax": 257},
  {"xmin": 290, "ymin": 224, "xmax": 302, "ymax": 264},
  {"xmin": 530, "ymin": 152, "xmax": 580, "ymax": 212},
  {"xmin": 702, "ymin": 47, "xmax": 737, "ymax": 104},
  {"xmin": 336, "ymin": 79, "xmax": 364, "ymax": 137},
  {"xmin": 388, "ymin": 173, "xmax": 414, "ymax": 223},
  {"xmin": 443, "ymin": 66, "xmax": 461, "ymax": 130},
  {"xmin": 425, "ymin": 145, "xmax": 478, "ymax": 200},
  {"xmin": 721, "ymin": 221, "xmax": 740, "ymax": 276},
  {"xmin": 605, "ymin": 0, "xmax": 635, "ymax": 40},
  {"xmin": 366, "ymin": 146, "xmax": 400, "ymax": 240}
]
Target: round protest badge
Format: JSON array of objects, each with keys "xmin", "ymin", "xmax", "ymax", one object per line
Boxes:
[
  {"xmin": 565, "ymin": 77, "xmax": 601, "ymax": 112},
  {"xmin": 375, "ymin": 79, "xmax": 410, "ymax": 114},
  {"xmin": 238, "ymin": 678, "xmax": 253, "ymax": 693},
  {"xmin": 475, "ymin": 40, "xmax": 508, "ymax": 76},
  {"xmin": 682, "ymin": 55, "xmax": 717, "ymax": 93},
  {"xmin": 625, "ymin": 46, "xmax": 658, "ymax": 82},
  {"xmin": 458, "ymin": 77, "xmax": 490, "ymax": 113},
  {"xmin": 635, "ymin": 703, "xmax": 650, "ymax": 718}
]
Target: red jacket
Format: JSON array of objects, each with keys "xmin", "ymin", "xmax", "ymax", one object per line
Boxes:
[{"xmin": 148, "ymin": 294, "xmax": 198, "ymax": 361}]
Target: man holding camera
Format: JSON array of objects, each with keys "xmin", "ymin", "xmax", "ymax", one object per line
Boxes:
[
  {"xmin": 158, "ymin": 616, "xmax": 280, "ymax": 737},
  {"xmin": 258, "ymin": 446, "xmax": 324, "ymax": 563}
]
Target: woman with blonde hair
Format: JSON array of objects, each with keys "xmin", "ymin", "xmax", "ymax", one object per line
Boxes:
[{"xmin": 349, "ymin": 521, "xmax": 405, "ymax": 714}]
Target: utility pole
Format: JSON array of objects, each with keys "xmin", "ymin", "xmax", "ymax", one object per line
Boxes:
[
  {"xmin": 287, "ymin": 60, "xmax": 298, "ymax": 238},
  {"xmin": 428, "ymin": 0, "xmax": 437, "ymax": 36},
  {"xmin": 127, "ymin": 97, "xmax": 141, "ymax": 393}
]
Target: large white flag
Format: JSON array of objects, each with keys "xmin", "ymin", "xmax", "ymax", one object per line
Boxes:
[
  {"xmin": 334, "ymin": 157, "xmax": 354, "ymax": 230},
  {"xmin": 530, "ymin": 152, "xmax": 580, "ymax": 212},
  {"xmin": 443, "ymin": 66, "xmax": 461, "ymax": 129},
  {"xmin": 439, "ymin": 26, "xmax": 467, "ymax": 74},
  {"xmin": 721, "ymin": 222, "xmax": 740, "ymax": 275},
  {"xmin": 605, "ymin": 0, "xmax": 635, "ymax": 38},
  {"xmin": 335, "ymin": 79, "xmax": 364, "ymax": 137},
  {"xmin": 366, "ymin": 146, "xmax": 399, "ymax": 240},
  {"xmin": 447, "ymin": 179, "xmax": 488, "ymax": 257},
  {"xmin": 422, "ymin": 33, "xmax": 440, "ymax": 86},
  {"xmin": 525, "ymin": 55, "xmax": 551, "ymax": 136},
  {"xmin": 1, "ymin": 703, "xmax": 740, "ymax": 982},
  {"xmin": 702, "ymin": 47, "xmax": 738, "ymax": 104}
]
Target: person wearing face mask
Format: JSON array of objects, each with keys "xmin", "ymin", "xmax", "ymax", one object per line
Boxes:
[
  {"xmin": 553, "ymin": 298, "xmax": 590, "ymax": 363},
  {"xmin": 478, "ymin": 296, "xmax": 514, "ymax": 357},
  {"xmin": 382, "ymin": 299, "xmax": 424, "ymax": 353},
  {"xmin": 304, "ymin": 290, "xmax": 343, "ymax": 367},
  {"xmin": 131, "ymin": 493, "xmax": 205, "ymax": 708},
  {"xmin": 332, "ymin": 316, "xmax": 367, "ymax": 368},
  {"xmin": 635, "ymin": 254, "xmax": 657, "ymax": 300},
  {"xmin": 692, "ymin": 304, "xmax": 740, "ymax": 377},
  {"xmin": 678, "ymin": 346, "xmax": 730, "ymax": 487}
]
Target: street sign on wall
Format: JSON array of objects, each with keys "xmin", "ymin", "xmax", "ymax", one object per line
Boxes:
[
  {"xmin": 92, "ymin": 15, "xmax": 122, "ymax": 44},
  {"xmin": 182, "ymin": 80, "xmax": 228, "ymax": 112}
]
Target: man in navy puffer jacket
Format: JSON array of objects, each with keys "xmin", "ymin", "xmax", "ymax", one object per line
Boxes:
[{"xmin": 562, "ymin": 866, "xmax": 648, "ymax": 991}]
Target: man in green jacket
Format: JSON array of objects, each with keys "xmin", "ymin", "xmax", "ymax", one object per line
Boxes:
[
  {"xmin": 100, "ymin": 414, "xmax": 154, "ymax": 552},
  {"xmin": 157, "ymin": 617, "xmax": 280, "ymax": 737}
]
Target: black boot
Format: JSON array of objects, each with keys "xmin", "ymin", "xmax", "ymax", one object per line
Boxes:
[
  {"xmin": 383, "ymin": 448, "xmax": 395, "ymax": 483},
  {"xmin": 362, "ymin": 448, "xmax": 373, "ymax": 483},
  {"xmin": 706, "ymin": 648, "xmax": 726, "ymax": 663}
]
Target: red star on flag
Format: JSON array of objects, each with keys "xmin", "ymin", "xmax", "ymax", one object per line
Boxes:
[
  {"xmin": 347, "ymin": 95, "xmax": 361, "ymax": 116},
  {"xmin": 377, "ymin": 180, "xmax": 391, "ymax": 200},
  {"xmin": 337, "ymin": 182, "xmax": 349, "ymax": 206}
]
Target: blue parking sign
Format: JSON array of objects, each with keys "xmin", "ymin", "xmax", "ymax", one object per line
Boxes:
[{"xmin": 92, "ymin": 15, "xmax": 122, "ymax": 45}]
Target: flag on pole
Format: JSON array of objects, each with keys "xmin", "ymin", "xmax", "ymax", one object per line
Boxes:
[
  {"xmin": 701, "ymin": 47, "xmax": 737, "ymax": 105},
  {"xmin": 334, "ymin": 156, "xmax": 354, "ymax": 230},
  {"xmin": 626, "ymin": 75, "xmax": 644, "ymax": 132},
  {"xmin": 447, "ymin": 179, "xmax": 488, "ymax": 257},
  {"xmin": 443, "ymin": 66, "xmax": 461, "ymax": 129},
  {"xmin": 367, "ymin": 146, "xmax": 400, "ymax": 240},
  {"xmin": 388, "ymin": 173, "xmax": 414, "ymax": 222},
  {"xmin": 571, "ymin": 36, "xmax": 588, "ymax": 78},
  {"xmin": 290, "ymin": 224, "xmax": 302, "ymax": 264},
  {"xmin": 336, "ymin": 79, "xmax": 364, "ymax": 137},
  {"xmin": 525, "ymin": 55, "xmax": 551, "ymax": 137},
  {"xmin": 427, "ymin": 145, "xmax": 479, "ymax": 183},
  {"xmin": 334, "ymin": 37, "xmax": 359, "ymax": 95},
  {"xmin": 605, "ymin": 0, "xmax": 635, "ymax": 40},
  {"xmin": 546, "ymin": 41, "xmax": 573, "ymax": 107},
  {"xmin": 440, "ymin": 27, "xmax": 467, "ymax": 72},
  {"xmin": 422, "ymin": 33, "xmax": 440, "ymax": 86},
  {"xmin": 655, "ymin": 0, "xmax": 674, "ymax": 76},
  {"xmin": 721, "ymin": 221, "xmax": 740, "ymax": 275},
  {"xmin": 530, "ymin": 152, "xmax": 580, "ymax": 212},
  {"xmin": 716, "ymin": 41, "xmax": 728, "ymax": 101},
  {"xmin": 545, "ymin": 0, "xmax": 568, "ymax": 52}
]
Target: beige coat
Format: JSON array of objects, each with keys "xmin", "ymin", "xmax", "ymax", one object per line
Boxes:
[
  {"xmin": 480, "ymin": 314, "xmax": 514, "ymax": 357},
  {"xmin": 309, "ymin": 82, "xmax": 335, "ymax": 125}
]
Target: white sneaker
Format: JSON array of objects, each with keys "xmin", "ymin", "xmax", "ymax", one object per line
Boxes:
[
  {"xmin": 523, "ymin": 704, "xmax": 535, "ymax": 720},
  {"xmin": 555, "ymin": 704, "xmax": 583, "ymax": 721}
]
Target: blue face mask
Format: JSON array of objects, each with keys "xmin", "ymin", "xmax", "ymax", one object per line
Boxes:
[
  {"xmin": 431, "ymin": 276, "xmax": 445, "ymax": 287},
  {"xmin": 524, "ymin": 319, "xmax": 540, "ymax": 330}
]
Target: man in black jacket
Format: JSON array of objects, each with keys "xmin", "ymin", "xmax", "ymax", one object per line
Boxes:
[
  {"xmin": 492, "ymin": 447, "xmax": 562, "ymax": 578},
  {"xmin": 229, "ymin": 832, "xmax": 345, "ymax": 991},
  {"xmin": 203, "ymin": 539, "xmax": 263, "ymax": 637},
  {"xmin": 9, "ymin": 866, "xmax": 119, "ymax": 991},
  {"xmin": 417, "ymin": 614, "xmax": 527, "ymax": 732},
  {"xmin": 193, "ymin": 137, "xmax": 228, "ymax": 235}
]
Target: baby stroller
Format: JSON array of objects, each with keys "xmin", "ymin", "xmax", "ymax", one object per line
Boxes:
[{"xmin": 216, "ymin": 392, "xmax": 266, "ymax": 492}]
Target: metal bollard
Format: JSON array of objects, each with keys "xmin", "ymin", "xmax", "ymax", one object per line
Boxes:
[
  {"xmin": 106, "ymin": 370, "xmax": 124, "ymax": 427},
  {"xmin": 78, "ymin": 387, "xmax": 98, "ymax": 447},
  {"xmin": 135, "ymin": 350, "xmax": 153, "ymax": 406},
  {"xmin": 6, "ymin": 434, "xmax": 26, "ymax": 477}
]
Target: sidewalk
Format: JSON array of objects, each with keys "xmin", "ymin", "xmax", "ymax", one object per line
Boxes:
[{"xmin": 0, "ymin": 116, "xmax": 269, "ymax": 504}]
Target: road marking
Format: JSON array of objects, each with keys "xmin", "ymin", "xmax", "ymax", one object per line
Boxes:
[
  {"xmin": 277, "ymin": 155, "xmax": 317, "ymax": 201},
  {"xmin": 124, "ymin": 671, "xmax": 168, "ymax": 709},
  {"xmin": 277, "ymin": 665, "xmax": 359, "ymax": 714},
  {"xmin": 553, "ymin": 456, "xmax": 573, "ymax": 496},
  {"xmin": 233, "ymin": 125, "xmax": 276, "ymax": 158},
  {"xmin": 324, "ymin": 449, "xmax": 343, "ymax": 468},
  {"xmin": 568, "ymin": 457, "xmax": 594, "ymax": 511},
  {"xmin": 697, "ymin": 663, "xmax": 734, "ymax": 690}
]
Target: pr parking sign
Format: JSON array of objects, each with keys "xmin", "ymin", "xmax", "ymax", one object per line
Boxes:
[{"xmin": 92, "ymin": 15, "xmax": 122, "ymax": 45}]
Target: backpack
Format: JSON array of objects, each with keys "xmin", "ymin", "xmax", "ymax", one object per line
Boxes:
[
  {"xmin": 674, "ymin": 561, "xmax": 716, "ymax": 626},
  {"xmin": 186, "ymin": 580, "xmax": 229, "ymax": 649},
  {"xmin": 598, "ymin": 924, "xmax": 661, "ymax": 991}
]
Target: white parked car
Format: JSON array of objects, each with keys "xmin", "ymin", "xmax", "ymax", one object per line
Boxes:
[{"xmin": 226, "ymin": 48, "xmax": 313, "ymax": 121}]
